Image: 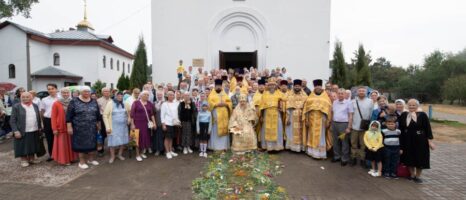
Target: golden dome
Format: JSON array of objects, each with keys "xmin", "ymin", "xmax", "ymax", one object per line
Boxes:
[
  {"xmin": 76, "ymin": 0, "xmax": 94, "ymax": 31},
  {"xmin": 77, "ymin": 19, "xmax": 94, "ymax": 30}
]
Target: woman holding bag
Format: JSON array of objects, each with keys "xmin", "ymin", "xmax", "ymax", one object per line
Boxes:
[
  {"xmin": 130, "ymin": 91, "xmax": 156, "ymax": 162},
  {"xmin": 103, "ymin": 92, "xmax": 131, "ymax": 164},
  {"xmin": 399, "ymin": 99, "xmax": 435, "ymax": 184},
  {"xmin": 161, "ymin": 91, "xmax": 180, "ymax": 159}
]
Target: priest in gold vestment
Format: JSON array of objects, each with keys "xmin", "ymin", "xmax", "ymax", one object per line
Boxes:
[
  {"xmin": 229, "ymin": 94, "xmax": 258, "ymax": 153},
  {"xmin": 302, "ymin": 79, "xmax": 333, "ymax": 159},
  {"xmin": 252, "ymin": 78, "xmax": 266, "ymax": 141},
  {"xmin": 259, "ymin": 78, "xmax": 286, "ymax": 151},
  {"xmin": 285, "ymin": 79, "xmax": 308, "ymax": 152},
  {"xmin": 208, "ymin": 79, "xmax": 232, "ymax": 151}
]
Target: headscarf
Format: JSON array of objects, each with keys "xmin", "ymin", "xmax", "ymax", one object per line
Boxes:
[
  {"xmin": 113, "ymin": 92, "xmax": 124, "ymax": 109},
  {"xmin": 407, "ymin": 99, "xmax": 420, "ymax": 126},
  {"xmin": 367, "ymin": 121, "xmax": 382, "ymax": 140},
  {"xmin": 58, "ymin": 96, "xmax": 72, "ymax": 112}
]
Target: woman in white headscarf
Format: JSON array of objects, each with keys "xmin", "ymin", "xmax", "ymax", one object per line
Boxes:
[
  {"xmin": 51, "ymin": 88, "xmax": 78, "ymax": 166},
  {"xmin": 398, "ymin": 99, "xmax": 435, "ymax": 184}
]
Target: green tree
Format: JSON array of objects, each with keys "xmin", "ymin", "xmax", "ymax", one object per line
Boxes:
[
  {"xmin": 442, "ymin": 75, "xmax": 466, "ymax": 105},
  {"xmin": 130, "ymin": 36, "xmax": 148, "ymax": 89},
  {"xmin": 91, "ymin": 80, "xmax": 106, "ymax": 97},
  {"xmin": 125, "ymin": 75, "xmax": 131, "ymax": 90},
  {"xmin": 330, "ymin": 40, "xmax": 348, "ymax": 88},
  {"xmin": 117, "ymin": 72, "xmax": 128, "ymax": 91},
  {"xmin": 353, "ymin": 44, "xmax": 372, "ymax": 86},
  {"xmin": 0, "ymin": 0, "xmax": 39, "ymax": 19}
]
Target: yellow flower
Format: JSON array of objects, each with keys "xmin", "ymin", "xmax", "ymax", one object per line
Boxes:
[{"xmin": 277, "ymin": 186, "xmax": 286, "ymax": 193}]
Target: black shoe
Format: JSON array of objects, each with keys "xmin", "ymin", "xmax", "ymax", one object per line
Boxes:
[
  {"xmin": 413, "ymin": 177, "xmax": 423, "ymax": 184},
  {"xmin": 407, "ymin": 176, "xmax": 414, "ymax": 181},
  {"xmin": 46, "ymin": 158, "xmax": 53, "ymax": 162},
  {"xmin": 390, "ymin": 173, "xmax": 399, "ymax": 179},
  {"xmin": 350, "ymin": 158, "xmax": 357, "ymax": 166},
  {"xmin": 383, "ymin": 173, "xmax": 391, "ymax": 179},
  {"xmin": 331, "ymin": 158, "xmax": 341, "ymax": 163},
  {"xmin": 341, "ymin": 161, "xmax": 348, "ymax": 166}
]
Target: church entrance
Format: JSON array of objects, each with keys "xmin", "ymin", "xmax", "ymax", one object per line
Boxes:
[{"xmin": 219, "ymin": 51, "xmax": 257, "ymax": 72}]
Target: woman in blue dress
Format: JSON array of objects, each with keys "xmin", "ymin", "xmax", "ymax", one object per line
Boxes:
[
  {"xmin": 103, "ymin": 92, "xmax": 130, "ymax": 164},
  {"xmin": 66, "ymin": 86, "xmax": 101, "ymax": 170}
]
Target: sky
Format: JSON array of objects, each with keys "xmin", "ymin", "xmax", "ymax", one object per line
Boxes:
[{"xmin": 6, "ymin": 0, "xmax": 466, "ymax": 67}]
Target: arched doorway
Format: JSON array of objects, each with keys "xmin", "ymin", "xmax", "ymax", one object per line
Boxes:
[{"xmin": 209, "ymin": 7, "xmax": 268, "ymax": 71}]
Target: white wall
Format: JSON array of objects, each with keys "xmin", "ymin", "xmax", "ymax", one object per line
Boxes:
[
  {"xmin": 97, "ymin": 47, "xmax": 133, "ymax": 89},
  {"xmin": 0, "ymin": 26, "xmax": 27, "ymax": 87},
  {"xmin": 152, "ymin": 0, "xmax": 331, "ymax": 84}
]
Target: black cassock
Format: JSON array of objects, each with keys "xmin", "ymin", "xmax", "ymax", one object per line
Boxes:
[{"xmin": 398, "ymin": 112, "xmax": 433, "ymax": 169}]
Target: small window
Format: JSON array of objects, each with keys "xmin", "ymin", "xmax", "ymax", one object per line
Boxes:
[
  {"xmin": 110, "ymin": 58, "xmax": 113, "ymax": 70},
  {"xmin": 122, "ymin": 62, "xmax": 125, "ymax": 73},
  {"xmin": 128, "ymin": 64, "xmax": 131, "ymax": 73},
  {"xmin": 84, "ymin": 82, "xmax": 91, "ymax": 86},
  {"xmin": 53, "ymin": 53, "xmax": 60, "ymax": 66},
  {"xmin": 103, "ymin": 56, "xmax": 106, "ymax": 68},
  {"xmin": 9, "ymin": 64, "xmax": 16, "ymax": 78},
  {"xmin": 117, "ymin": 60, "xmax": 120, "ymax": 71},
  {"xmin": 110, "ymin": 83, "xmax": 114, "ymax": 89}
]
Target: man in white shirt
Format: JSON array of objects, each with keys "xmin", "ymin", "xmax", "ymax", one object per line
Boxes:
[
  {"xmin": 39, "ymin": 83, "xmax": 58, "ymax": 161},
  {"xmin": 351, "ymin": 86, "xmax": 374, "ymax": 167},
  {"xmin": 331, "ymin": 89, "xmax": 354, "ymax": 166}
]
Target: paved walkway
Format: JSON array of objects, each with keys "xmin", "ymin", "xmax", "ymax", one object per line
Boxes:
[
  {"xmin": 432, "ymin": 111, "xmax": 466, "ymax": 124},
  {"xmin": 0, "ymin": 142, "xmax": 465, "ymax": 200}
]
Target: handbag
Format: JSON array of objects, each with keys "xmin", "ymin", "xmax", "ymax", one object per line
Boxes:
[
  {"xmin": 397, "ymin": 162, "xmax": 411, "ymax": 178},
  {"xmin": 130, "ymin": 129, "xmax": 140, "ymax": 147},
  {"xmin": 356, "ymin": 99, "xmax": 371, "ymax": 130},
  {"xmin": 36, "ymin": 133, "xmax": 46, "ymax": 157},
  {"xmin": 140, "ymin": 100, "xmax": 154, "ymax": 129}
]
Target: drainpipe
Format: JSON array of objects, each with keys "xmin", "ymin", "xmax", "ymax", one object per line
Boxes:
[{"xmin": 26, "ymin": 35, "xmax": 32, "ymax": 91}]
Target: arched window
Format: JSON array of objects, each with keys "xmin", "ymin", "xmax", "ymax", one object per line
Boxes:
[
  {"xmin": 117, "ymin": 60, "xmax": 120, "ymax": 71},
  {"xmin": 128, "ymin": 64, "xmax": 131, "ymax": 74},
  {"xmin": 110, "ymin": 58, "xmax": 113, "ymax": 70},
  {"xmin": 53, "ymin": 53, "xmax": 60, "ymax": 66},
  {"xmin": 122, "ymin": 62, "xmax": 125, "ymax": 73},
  {"xmin": 9, "ymin": 64, "xmax": 16, "ymax": 78},
  {"xmin": 103, "ymin": 56, "xmax": 106, "ymax": 68}
]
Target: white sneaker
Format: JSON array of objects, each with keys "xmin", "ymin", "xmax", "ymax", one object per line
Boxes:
[
  {"xmin": 371, "ymin": 171, "xmax": 381, "ymax": 177},
  {"xmin": 188, "ymin": 147, "xmax": 193, "ymax": 154},
  {"xmin": 183, "ymin": 148, "xmax": 188, "ymax": 154},
  {"xmin": 148, "ymin": 149, "xmax": 153, "ymax": 154},
  {"xmin": 21, "ymin": 161, "xmax": 30, "ymax": 167},
  {"xmin": 368, "ymin": 169, "xmax": 375, "ymax": 175},
  {"xmin": 171, "ymin": 151, "xmax": 178, "ymax": 157},
  {"xmin": 87, "ymin": 160, "xmax": 99, "ymax": 166},
  {"xmin": 136, "ymin": 156, "xmax": 143, "ymax": 162},
  {"xmin": 154, "ymin": 151, "xmax": 160, "ymax": 156},
  {"xmin": 117, "ymin": 155, "xmax": 125, "ymax": 161},
  {"xmin": 141, "ymin": 154, "xmax": 147, "ymax": 159},
  {"xmin": 78, "ymin": 163, "xmax": 89, "ymax": 169},
  {"xmin": 203, "ymin": 152, "xmax": 208, "ymax": 158},
  {"xmin": 199, "ymin": 152, "xmax": 203, "ymax": 157},
  {"xmin": 166, "ymin": 153, "xmax": 173, "ymax": 159},
  {"xmin": 109, "ymin": 158, "xmax": 115, "ymax": 164}
]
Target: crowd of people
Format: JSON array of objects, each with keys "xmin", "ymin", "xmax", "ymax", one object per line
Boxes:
[{"xmin": 0, "ymin": 62, "xmax": 435, "ymax": 184}]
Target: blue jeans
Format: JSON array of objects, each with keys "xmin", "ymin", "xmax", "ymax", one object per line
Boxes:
[{"xmin": 384, "ymin": 146, "xmax": 400, "ymax": 175}]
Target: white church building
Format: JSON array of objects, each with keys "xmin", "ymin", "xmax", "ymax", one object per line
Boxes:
[
  {"xmin": 0, "ymin": 5, "xmax": 133, "ymax": 91},
  {"xmin": 152, "ymin": 0, "xmax": 331, "ymax": 84}
]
